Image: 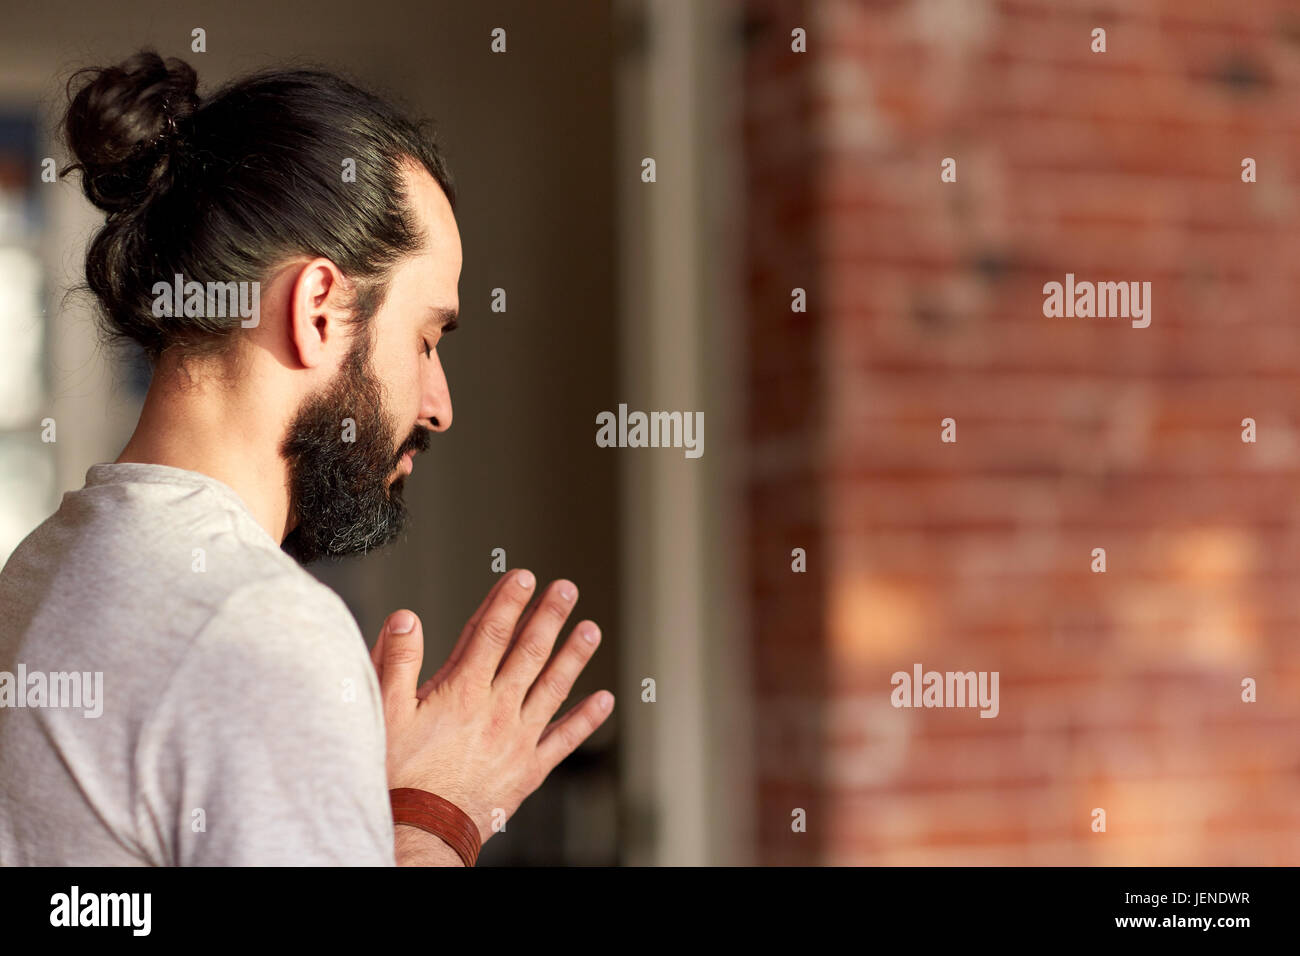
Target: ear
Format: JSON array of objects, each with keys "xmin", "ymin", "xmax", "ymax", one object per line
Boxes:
[{"xmin": 286, "ymin": 258, "xmax": 352, "ymax": 369}]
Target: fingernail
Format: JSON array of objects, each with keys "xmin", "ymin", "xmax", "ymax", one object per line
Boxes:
[
  {"xmin": 517, "ymin": 570, "xmax": 535, "ymax": 590},
  {"xmin": 584, "ymin": 626, "xmax": 600, "ymax": 644},
  {"xmin": 599, "ymin": 692, "xmax": 614, "ymax": 710},
  {"xmin": 389, "ymin": 610, "xmax": 415, "ymax": 634},
  {"xmin": 559, "ymin": 583, "xmax": 575, "ymax": 601}
]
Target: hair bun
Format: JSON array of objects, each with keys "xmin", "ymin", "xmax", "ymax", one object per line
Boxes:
[{"xmin": 64, "ymin": 50, "xmax": 199, "ymax": 214}]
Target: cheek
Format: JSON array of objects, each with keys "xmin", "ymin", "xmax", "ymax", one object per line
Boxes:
[
  {"xmin": 394, "ymin": 355, "xmax": 423, "ymax": 421},
  {"xmin": 371, "ymin": 349, "xmax": 421, "ymax": 429},
  {"xmin": 408, "ymin": 356, "xmax": 425, "ymax": 412}
]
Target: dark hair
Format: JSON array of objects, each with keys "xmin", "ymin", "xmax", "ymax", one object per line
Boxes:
[{"xmin": 62, "ymin": 49, "xmax": 456, "ymax": 362}]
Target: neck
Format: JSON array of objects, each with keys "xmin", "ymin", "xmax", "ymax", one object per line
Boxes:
[{"xmin": 115, "ymin": 355, "xmax": 296, "ymax": 542}]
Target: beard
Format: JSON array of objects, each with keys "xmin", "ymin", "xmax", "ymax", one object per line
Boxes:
[{"xmin": 279, "ymin": 330, "xmax": 430, "ymax": 564}]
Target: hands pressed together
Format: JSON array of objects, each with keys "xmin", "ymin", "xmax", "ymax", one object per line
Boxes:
[{"xmin": 370, "ymin": 569, "xmax": 614, "ymax": 860}]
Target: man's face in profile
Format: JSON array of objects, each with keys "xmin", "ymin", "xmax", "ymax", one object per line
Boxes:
[{"xmin": 280, "ymin": 165, "xmax": 461, "ymax": 563}]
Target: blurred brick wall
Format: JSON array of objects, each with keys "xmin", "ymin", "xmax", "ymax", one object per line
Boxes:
[{"xmin": 743, "ymin": 0, "xmax": 1300, "ymax": 864}]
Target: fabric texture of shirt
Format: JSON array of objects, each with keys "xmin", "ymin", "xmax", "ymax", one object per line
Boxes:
[{"xmin": 0, "ymin": 462, "xmax": 395, "ymax": 865}]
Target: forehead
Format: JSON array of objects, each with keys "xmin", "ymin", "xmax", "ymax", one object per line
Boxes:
[{"xmin": 400, "ymin": 161, "xmax": 462, "ymax": 292}]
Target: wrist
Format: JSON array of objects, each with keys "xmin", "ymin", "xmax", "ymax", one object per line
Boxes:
[
  {"xmin": 394, "ymin": 821, "xmax": 465, "ymax": 866},
  {"xmin": 389, "ymin": 787, "xmax": 481, "ymax": 867}
]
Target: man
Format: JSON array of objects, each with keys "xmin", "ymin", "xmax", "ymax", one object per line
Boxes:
[{"xmin": 0, "ymin": 51, "xmax": 614, "ymax": 865}]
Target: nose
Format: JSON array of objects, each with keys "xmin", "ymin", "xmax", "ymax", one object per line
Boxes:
[{"xmin": 422, "ymin": 346, "xmax": 453, "ymax": 432}]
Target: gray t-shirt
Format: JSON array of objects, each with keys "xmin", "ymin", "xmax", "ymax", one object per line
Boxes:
[{"xmin": 0, "ymin": 462, "xmax": 396, "ymax": 865}]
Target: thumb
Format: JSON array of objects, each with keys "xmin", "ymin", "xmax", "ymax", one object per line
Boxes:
[{"xmin": 378, "ymin": 609, "xmax": 425, "ymax": 710}]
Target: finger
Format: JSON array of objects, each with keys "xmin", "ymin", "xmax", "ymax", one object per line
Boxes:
[
  {"xmin": 378, "ymin": 609, "xmax": 424, "ymax": 712},
  {"xmin": 417, "ymin": 573, "xmax": 515, "ymax": 698},
  {"xmin": 492, "ymin": 588, "xmax": 550, "ymax": 675},
  {"xmin": 493, "ymin": 579, "xmax": 578, "ymax": 686},
  {"xmin": 443, "ymin": 572, "xmax": 514, "ymax": 675},
  {"xmin": 459, "ymin": 568, "xmax": 536, "ymax": 685},
  {"xmin": 520, "ymin": 620, "xmax": 601, "ymax": 727},
  {"xmin": 421, "ymin": 572, "xmax": 551, "ymax": 698},
  {"xmin": 494, "ymin": 591, "xmax": 543, "ymax": 675},
  {"xmin": 535, "ymin": 690, "xmax": 615, "ymax": 775}
]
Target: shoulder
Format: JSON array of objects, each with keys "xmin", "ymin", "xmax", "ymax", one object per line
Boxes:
[
  {"xmin": 142, "ymin": 567, "xmax": 383, "ymax": 782},
  {"xmin": 135, "ymin": 572, "xmax": 393, "ymax": 866},
  {"xmin": 180, "ymin": 571, "xmax": 367, "ymax": 691},
  {"xmin": 209, "ymin": 568, "xmax": 361, "ymax": 636}
]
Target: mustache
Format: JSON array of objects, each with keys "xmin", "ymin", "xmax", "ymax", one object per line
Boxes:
[{"xmin": 394, "ymin": 426, "xmax": 432, "ymax": 465}]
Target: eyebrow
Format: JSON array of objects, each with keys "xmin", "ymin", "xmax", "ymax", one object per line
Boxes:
[{"xmin": 427, "ymin": 306, "xmax": 459, "ymax": 333}]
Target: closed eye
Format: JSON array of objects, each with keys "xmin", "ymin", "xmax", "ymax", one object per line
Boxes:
[{"xmin": 422, "ymin": 338, "xmax": 432, "ymax": 358}]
